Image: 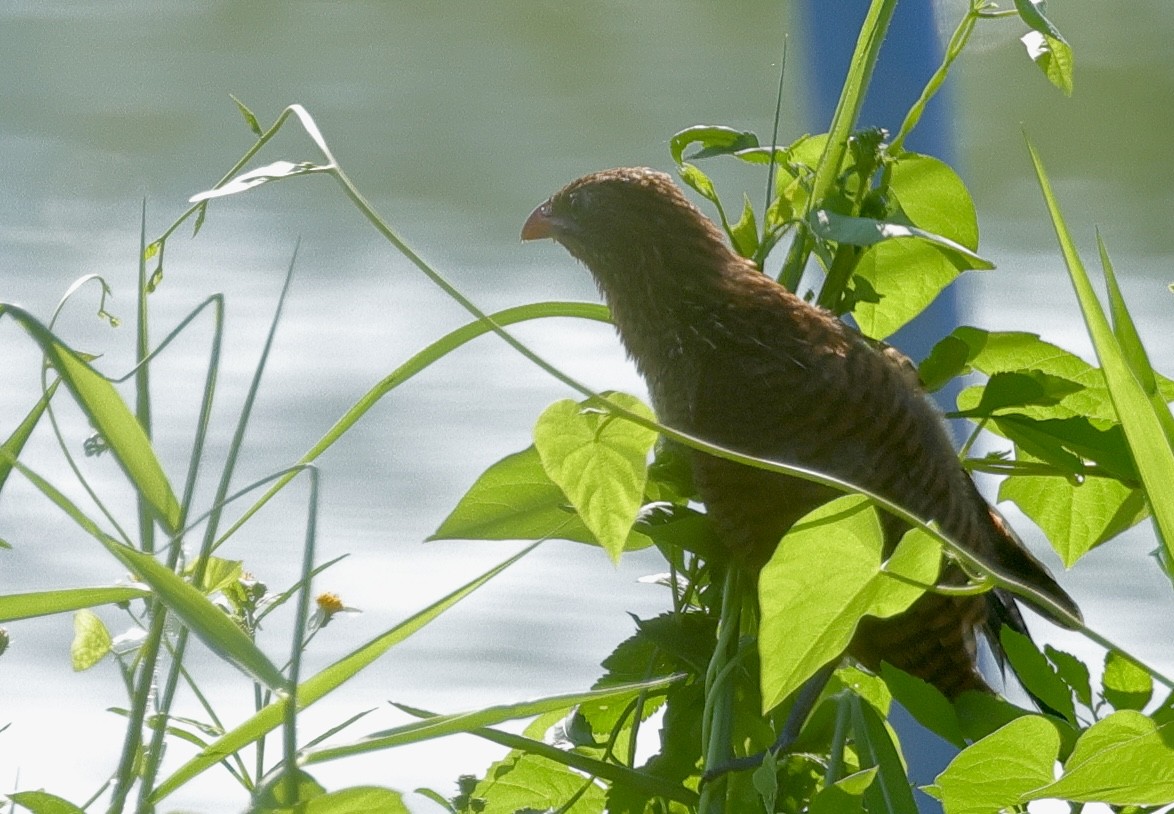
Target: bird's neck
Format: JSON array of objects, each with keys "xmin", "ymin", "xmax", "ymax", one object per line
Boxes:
[{"xmin": 592, "ymin": 248, "xmax": 761, "ymax": 423}]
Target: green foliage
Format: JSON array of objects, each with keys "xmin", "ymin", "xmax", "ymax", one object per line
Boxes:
[
  {"xmin": 1, "ymin": 2, "xmax": 1171, "ymax": 811},
  {"xmin": 758, "ymin": 497, "xmax": 938, "ymax": 712}
]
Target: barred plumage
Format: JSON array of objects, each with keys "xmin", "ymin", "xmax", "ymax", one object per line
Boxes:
[{"xmin": 523, "ymin": 167, "xmax": 1080, "ymax": 698}]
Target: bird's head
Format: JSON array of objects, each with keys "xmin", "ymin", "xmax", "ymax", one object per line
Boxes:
[{"xmin": 521, "ymin": 167, "xmax": 736, "ymax": 293}]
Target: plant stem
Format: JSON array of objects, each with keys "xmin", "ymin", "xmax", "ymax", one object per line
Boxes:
[{"xmin": 780, "ymin": 0, "xmax": 897, "ymax": 292}]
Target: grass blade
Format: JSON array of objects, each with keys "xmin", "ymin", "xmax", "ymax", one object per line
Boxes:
[
  {"xmin": 150, "ymin": 541, "xmax": 540, "ymax": 802},
  {"xmin": 0, "ymin": 304, "xmax": 182, "ymax": 533},
  {"xmin": 301, "ymin": 675, "xmax": 681, "ymax": 764},
  {"xmin": 0, "ymin": 586, "xmax": 150, "ymax": 622},
  {"xmin": 1026, "ymin": 136, "xmax": 1174, "ymax": 576}
]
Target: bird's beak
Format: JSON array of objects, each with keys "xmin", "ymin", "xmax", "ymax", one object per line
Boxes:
[{"xmin": 521, "ymin": 199, "xmax": 555, "ymax": 241}]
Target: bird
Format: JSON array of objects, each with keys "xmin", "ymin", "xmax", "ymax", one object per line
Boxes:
[{"xmin": 521, "ymin": 166, "xmax": 1081, "ymax": 700}]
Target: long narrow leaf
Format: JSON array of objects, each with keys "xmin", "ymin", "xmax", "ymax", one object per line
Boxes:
[
  {"xmin": 0, "ymin": 381, "xmax": 60, "ymax": 494},
  {"xmin": 150, "ymin": 542, "xmax": 540, "ymax": 802},
  {"xmin": 1097, "ymin": 232, "xmax": 1174, "ymax": 445},
  {"xmin": 0, "ymin": 586, "xmax": 149, "ymax": 622},
  {"xmin": 1026, "ymin": 138, "xmax": 1174, "ymax": 574},
  {"xmin": 393, "ymin": 703, "xmax": 697, "ymax": 806},
  {"xmin": 0, "ymin": 304, "xmax": 182, "ymax": 532},
  {"xmin": 301, "ymin": 675, "xmax": 681, "ymax": 764},
  {"xmin": 217, "ymin": 302, "xmax": 610, "ymax": 543},
  {"xmin": 9, "ymin": 457, "xmax": 285, "ymax": 691}
]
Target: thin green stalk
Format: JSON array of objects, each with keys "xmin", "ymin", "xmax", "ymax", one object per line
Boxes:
[
  {"xmin": 824, "ymin": 692, "xmax": 852, "ymax": 787},
  {"xmin": 888, "ymin": 1, "xmax": 981, "ymax": 156},
  {"xmin": 135, "ymin": 200, "xmax": 155, "ymax": 556},
  {"xmin": 780, "ymin": 0, "xmax": 897, "ymax": 292},
  {"xmin": 283, "ymin": 466, "xmax": 319, "ymax": 802},
  {"xmin": 699, "ymin": 568, "xmax": 742, "ymax": 814}
]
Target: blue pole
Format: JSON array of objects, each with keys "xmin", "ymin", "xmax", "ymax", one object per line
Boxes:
[{"xmin": 797, "ymin": 2, "xmax": 961, "ymax": 810}]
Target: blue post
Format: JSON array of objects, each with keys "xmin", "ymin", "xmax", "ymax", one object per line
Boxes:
[{"xmin": 798, "ymin": 2, "xmax": 962, "ymax": 810}]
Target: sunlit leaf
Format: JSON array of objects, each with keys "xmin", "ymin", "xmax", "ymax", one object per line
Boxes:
[
  {"xmin": 1015, "ymin": 0, "xmax": 1074, "ymax": 95},
  {"xmin": 1000, "ymin": 457, "xmax": 1147, "ymax": 566},
  {"xmin": 7, "ymin": 790, "xmax": 86, "ymax": 814},
  {"xmin": 533, "ymin": 394, "xmax": 658, "ymax": 563},
  {"xmin": 1033, "ymin": 711, "xmax": 1174, "ymax": 805},
  {"xmin": 1102, "ymin": 650, "xmax": 1153, "ymax": 712},
  {"xmin": 932, "ymin": 715, "xmax": 1059, "ymax": 814},
  {"xmin": 758, "ymin": 497, "xmax": 935, "ymax": 712},
  {"xmin": 0, "ymin": 586, "xmax": 149, "ymax": 622},
  {"xmin": 472, "ymin": 751, "xmax": 607, "ymax": 814},
  {"xmin": 430, "ymin": 446, "xmax": 650, "ymax": 551},
  {"xmin": 0, "ymin": 305, "xmax": 182, "ymax": 532},
  {"xmin": 1027, "ymin": 138, "xmax": 1174, "ymax": 575},
  {"xmin": 847, "ymin": 238, "xmax": 967, "ymax": 341},
  {"xmin": 669, "ymin": 125, "xmax": 759, "ymax": 165},
  {"xmin": 808, "ymin": 768, "xmax": 876, "ymax": 814},
  {"xmin": 889, "ymin": 153, "xmax": 979, "ymax": 250},
  {"xmin": 71, "ymin": 609, "xmax": 112, "ymax": 671},
  {"xmin": 189, "ymin": 160, "xmax": 326, "ymax": 203}
]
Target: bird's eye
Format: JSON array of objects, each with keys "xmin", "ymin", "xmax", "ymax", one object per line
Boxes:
[{"xmin": 565, "ymin": 190, "xmax": 585, "ymax": 211}]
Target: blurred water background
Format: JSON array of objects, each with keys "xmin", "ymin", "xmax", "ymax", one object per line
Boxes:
[{"xmin": 1, "ymin": 2, "xmax": 1172, "ymax": 810}]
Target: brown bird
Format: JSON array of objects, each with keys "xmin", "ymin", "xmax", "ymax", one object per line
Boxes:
[{"xmin": 522, "ymin": 166, "xmax": 1080, "ymax": 699}]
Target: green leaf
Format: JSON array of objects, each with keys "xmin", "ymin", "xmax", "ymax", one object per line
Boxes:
[
  {"xmin": 993, "ymin": 415, "xmax": 1137, "ymax": 481},
  {"xmin": 301, "ymin": 675, "xmax": 680, "ymax": 765},
  {"xmin": 808, "ymin": 767, "xmax": 876, "ymax": 814},
  {"xmin": 7, "ymin": 790, "xmax": 86, "ymax": 814},
  {"xmin": 999, "ymin": 462, "xmax": 1147, "ymax": 567},
  {"xmin": 1045, "ymin": 646, "xmax": 1093, "ymax": 709},
  {"xmin": 954, "ymin": 371, "xmax": 1085, "ymax": 419},
  {"xmin": 932, "ymin": 715, "xmax": 1059, "ymax": 814},
  {"xmin": 953, "ymin": 691, "xmax": 1033, "ymax": 743},
  {"xmin": 0, "ymin": 586, "xmax": 150, "ymax": 622},
  {"xmin": 1014, "ymin": 0, "xmax": 1074, "ymax": 95},
  {"xmin": 889, "ymin": 153, "xmax": 979, "ymax": 251},
  {"xmin": 880, "ymin": 663, "xmax": 966, "ymax": 748},
  {"xmin": 471, "ymin": 751, "xmax": 607, "ymax": 814},
  {"xmin": 758, "ymin": 496, "xmax": 934, "ymax": 712},
  {"xmin": 1102, "ymin": 650, "xmax": 1153, "ymax": 712},
  {"xmin": 230, "ymin": 93, "xmax": 264, "ymax": 137},
  {"xmin": 853, "ymin": 697, "xmax": 918, "ymax": 814},
  {"xmin": 251, "ymin": 768, "xmax": 326, "ymax": 810},
  {"xmin": 300, "ymin": 786, "xmax": 409, "ymax": 813},
  {"xmin": 1027, "ymin": 138, "xmax": 1174, "ymax": 576},
  {"xmin": 533, "ymin": 394, "xmax": 658, "ymax": 563},
  {"xmin": 189, "ymin": 160, "xmax": 327, "ymax": 203},
  {"xmin": 999, "ymin": 627, "xmax": 1077, "ymax": 724},
  {"xmin": 0, "ymin": 305, "xmax": 182, "ymax": 532},
  {"xmin": 669, "ymin": 125, "xmax": 759, "ymax": 165},
  {"xmin": 1099, "ymin": 232, "xmax": 1174, "ymax": 448},
  {"xmin": 0, "ymin": 382, "xmax": 59, "ymax": 494},
  {"xmin": 430, "ymin": 446, "xmax": 650, "ymax": 550},
  {"xmin": 919, "ymin": 334, "xmax": 972, "ymax": 392},
  {"xmin": 849, "ymin": 238, "xmax": 966, "ymax": 341},
  {"xmin": 71, "ymin": 609, "xmax": 112, "ymax": 671},
  {"xmin": 808, "ymin": 210, "xmax": 992, "ymax": 269},
  {"xmin": 187, "ymin": 556, "xmax": 243, "ymax": 595},
  {"xmin": 729, "ymin": 193, "xmax": 759, "ymax": 259},
  {"xmin": 1032, "ymin": 711, "xmax": 1174, "ymax": 805}
]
